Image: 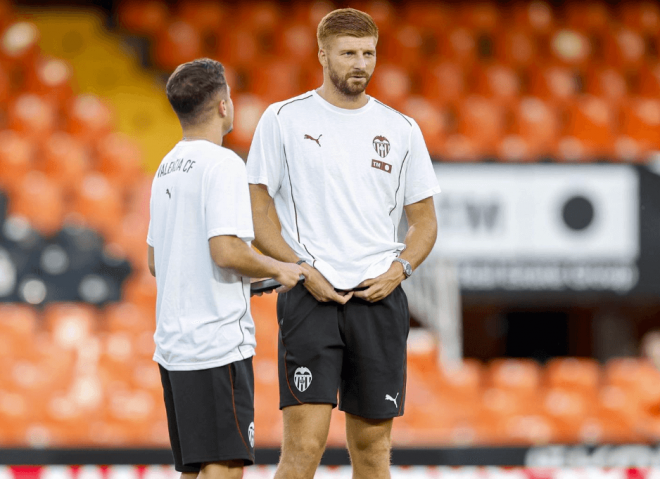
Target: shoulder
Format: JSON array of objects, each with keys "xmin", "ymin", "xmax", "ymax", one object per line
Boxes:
[
  {"xmin": 370, "ymin": 98, "xmax": 415, "ymax": 130},
  {"xmin": 271, "ymin": 91, "xmax": 315, "ymax": 117},
  {"xmin": 195, "ymin": 144, "xmax": 246, "ymax": 174}
]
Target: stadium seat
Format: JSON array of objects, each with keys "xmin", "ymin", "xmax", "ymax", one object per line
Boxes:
[
  {"xmin": 456, "ymin": 96, "xmax": 505, "ymax": 156},
  {"xmin": 472, "ymin": 64, "xmax": 521, "ymax": 105},
  {"xmin": 549, "ymin": 29, "xmax": 592, "ymax": 66},
  {"xmin": 175, "ymin": 0, "xmax": 226, "ymax": 36},
  {"xmin": 511, "ymin": 1, "xmax": 555, "ymax": 33},
  {"xmin": 545, "ymin": 357, "xmax": 601, "ymax": 396},
  {"xmin": 564, "ymin": 95, "xmax": 616, "ymax": 157},
  {"xmin": 367, "ymin": 63, "xmax": 411, "ymax": 108},
  {"xmin": 72, "ymin": 173, "xmax": 124, "ymax": 237},
  {"xmin": 227, "ymin": 94, "xmax": 267, "ymax": 150},
  {"xmin": 115, "ymin": 0, "xmax": 170, "ymax": 36},
  {"xmin": 153, "ymin": 21, "xmax": 203, "ymax": 72},
  {"xmin": 274, "ymin": 23, "xmax": 317, "ymax": 61},
  {"xmin": 418, "ymin": 61, "xmax": 465, "ymax": 107},
  {"xmin": 603, "ymin": 28, "xmax": 647, "ymax": 68},
  {"xmin": 96, "ymin": 132, "xmax": 143, "ymax": 191},
  {"xmin": 528, "ymin": 65, "xmax": 581, "ymax": 105},
  {"xmin": 619, "ymin": 2, "xmax": 660, "ymax": 34},
  {"xmin": 25, "ymin": 57, "xmax": 75, "ymax": 110},
  {"xmin": 619, "ymin": 97, "xmax": 660, "ymax": 150},
  {"xmin": 41, "ymin": 132, "xmax": 90, "ymax": 193},
  {"xmin": 584, "ymin": 66, "xmax": 628, "ymax": 105},
  {"xmin": 437, "ymin": 27, "xmax": 478, "ymax": 66},
  {"xmin": 8, "ymin": 94, "xmax": 57, "ymax": 142},
  {"xmin": 67, "ymin": 94, "xmax": 114, "ymax": 146},
  {"xmin": 563, "ymin": 2, "xmax": 612, "ymax": 34},
  {"xmin": 487, "ymin": 358, "xmax": 541, "ymax": 397},
  {"xmin": 495, "ymin": 29, "xmax": 537, "ymax": 67},
  {"xmin": 0, "ymin": 131, "xmax": 35, "ymax": 193},
  {"xmin": 0, "ymin": 21, "xmax": 40, "ymax": 67},
  {"xmin": 10, "ymin": 172, "xmax": 65, "ymax": 235},
  {"xmin": 401, "ymin": 96, "xmax": 447, "ymax": 156},
  {"xmin": 104, "ymin": 302, "xmax": 153, "ymax": 334},
  {"xmin": 43, "ymin": 303, "xmax": 97, "ymax": 349},
  {"xmin": 249, "ymin": 60, "xmax": 303, "ymax": 104}
]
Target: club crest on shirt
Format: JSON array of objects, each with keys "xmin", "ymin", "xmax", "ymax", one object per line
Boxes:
[
  {"xmin": 294, "ymin": 367, "xmax": 312, "ymax": 392},
  {"xmin": 373, "ymin": 135, "xmax": 390, "ymax": 158}
]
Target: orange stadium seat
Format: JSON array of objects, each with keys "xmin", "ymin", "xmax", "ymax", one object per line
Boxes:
[
  {"xmin": 564, "ymin": 95, "xmax": 616, "ymax": 157},
  {"xmin": 72, "ymin": 173, "xmax": 124, "ymax": 237},
  {"xmin": 108, "ymin": 212, "xmax": 150, "ymax": 269},
  {"xmin": 10, "ymin": 171, "xmax": 65, "ymax": 235},
  {"xmin": 41, "ymin": 132, "xmax": 91, "ymax": 193},
  {"xmin": 564, "ymin": 2, "xmax": 613, "ymax": 34},
  {"xmin": 122, "ymin": 270, "xmax": 157, "ymax": 310},
  {"xmin": 250, "ymin": 60, "xmax": 303, "ymax": 104},
  {"xmin": 497, "ymin": 135, "xmax": 534, "ymax": 162},
  {"xmin": 401, "ymin": 96, "xmax": 448, "ymax": 156},
  {"xmin": 367, "ymin": 63, "xmax": 411, "ymax": 109},
  {"xmin": 0, "ymin": 21, "xmax": 40, "ymax": 67},
  {"xmin": 602, "ymin": 27, "xmax": 647, "ymax": 68},
  {"xmin": 44, "ymin": 303, "xmax": 97, "ymax": 349},
  {"xmin": 104, "ymin": 302, "xmax": 154, "ymax": 335},
  {"xmin": 456, "ymin": 96, "xmax": 505, "ymax": 156},
  {"xmin": 511, "ymin": 1, "xmax": 555, "ymax": 34},
  {"xmin": 637, "ymin": 62, "xmax": 660, "ymax": 97},
  {"xmin": 236, "ymin": 2, "xmax": 281, "ymax": 34},
  {"xmin": 528, "ymin": 65, "xmax": 581, "ymax": 105},
  {"xmin": 380, "ymin": 25, "xmax": 426, "ymax": 69},
  {"xmin": 619, "ymin": 2, "xmax": 660, "ymax": 34},
  {"xmin": 549, "ymin": 29, "xmax": 592, "ymax": 66},
  {"xmin": 437, "ymin": 27, "xmax": 478, "ymax": 66},
  {"xmin": 274, "ymin": 23, "xmax": 317, "ymax": 61},
  {"xmin": 403, "ymin": 2, "xmax": 454, "ymax": 31},
  {"xmin": 96, "ymin": 132, "xmax": 143, "ymax": 191},
  {"xmin": 545, "ymin": 357, "xmax": 601, "ymax": 396},
  {"xmin": 620, "ymin": 97, "xmax": 660, "ymax": 150},
  {"xmin": 25, "ymin": 57, "xmax": 75, "ymax": 110},
  {"xmin": 175, "ymin": 0, "xmax": 227, "ymax": 36},
  {"xmin": 153, "ymin": 21, "xmax": 203, "ymax": 72},
  {"xmin": 116, "ymin": 0, "xmax": 170, "ymax": 36},
  {"xmin": 227, "ymin": 94, "xmax": 267, "ymax": 150},
  {"xmin": 67, "ymin": 94, "xmax": 114, "ymax": 146},
  {"xmin": 0, "ymin": 63, "xmax": 11, "ymax": 106},
  {"xmin": 456, "ymin": 2, "xmax": 500, "ymax": 32},
  {"xmin": 442, "ymin": 134, "xmax": 481, "ymax": 162},
  {"xmin": 8, "ymin": 93, "xmax": 57, "ymax": 142},
  {"xmin": 487, "ymin": 358, "xmax": 541, "ymax": 397},
  {"xmin": 495, "ymin": 29, "xmax": 538, "ymax": 67},
  {"xmin": 216, "ymin": 27, "xmax": 259, "ymax": 69},
  {"xmin": 584, "ymin": 66, "xmax": 629, "ymax": 105},
  {"xmin": 472, "ymin": 64, "xmax": 521, "ymax": 105},
  {"xmin": 418, "ymin": 61, "xmax": 465, "ymax": 107},
  {"xmin": 0, "ymin": 304, "xmax": 38, "ymax": 359},
  {"xmin": 0, "ymin": 130, "xmax": 35, "ymax": 194}
]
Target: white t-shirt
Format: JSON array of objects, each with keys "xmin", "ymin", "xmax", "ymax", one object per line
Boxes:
[
  {"xmin": 147, "ymin": 140, "xmax": 256, "ymax": 371},
  {"xmin": 246, "ymin": 91, "xmax": 441, "ymax": 290}
]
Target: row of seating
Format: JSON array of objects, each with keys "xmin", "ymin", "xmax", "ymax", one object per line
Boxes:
[
  {"xmin": 2, "ymin": 297, "xmax": 659, "ymax": 447},
  {"xmin": 114, "ymin": 0, "xmax": 660, "ymax": 162}
]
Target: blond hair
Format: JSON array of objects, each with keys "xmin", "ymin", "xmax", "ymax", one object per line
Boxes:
[{"xmin": 317, "ymin": 8, "xmax": 378, "ymax": 48}]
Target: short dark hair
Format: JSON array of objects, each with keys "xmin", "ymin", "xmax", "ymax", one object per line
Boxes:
[
  {"xmin": 317, "ymin": 8, "xmax": 378, "ymax": 48},
  {"xmin": 166, "ymin": 58, "xmax": 227, "ymax": 126}
]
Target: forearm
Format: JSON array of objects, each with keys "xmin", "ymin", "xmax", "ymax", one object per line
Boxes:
[
  {"xmin": 219, "ymin": 241, "xmax": 285, "ymax": 278},
  {"xmin": 400, "ymin": 207, "xmax": 438, "ymax": 271},
  {"xmin": 252, "ymin": 210, "xmax": 300, "ymax": 263}
]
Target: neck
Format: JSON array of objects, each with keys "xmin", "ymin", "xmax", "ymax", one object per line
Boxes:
[
  {"xmin": 181, "ymin": 124, "xmax": 224, "ymax": 146},
  {"xmin": 316, "ymin": 82, "xmax": 368, "ymax": 110}
]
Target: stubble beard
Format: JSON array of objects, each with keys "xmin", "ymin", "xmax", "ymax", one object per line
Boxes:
[{"xmin": 328, "ymin": 61, "xmax": 372, "ymax": 97}]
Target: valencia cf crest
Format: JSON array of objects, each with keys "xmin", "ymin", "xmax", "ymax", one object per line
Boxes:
[
  {"xmin": 373, "ymin": 135, "xmax": 390, "ymax": 158},
  {"xmin": 294, "ymin": 367, "xmax": 312, "ymax": 392}
]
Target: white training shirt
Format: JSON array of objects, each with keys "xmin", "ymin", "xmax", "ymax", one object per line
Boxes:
[
  {"xmin": 246, "ymin": 91, "xmax": 441, "ymax": 290},
  {"xmin": 147, "ymin": 140, "xmax": 256, "ymax": 371}
]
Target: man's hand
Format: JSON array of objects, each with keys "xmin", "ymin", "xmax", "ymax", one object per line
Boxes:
[
  {"xmin": 353, "ymin": 261, "xmax": 405, "ymax": 303},
  {"xmin": 273, "ymin": 263, "xmax": 306, "ymax": 294},
  {"xmin": 301, "ymin": 264, "xmax": 353, "ymax": 304}
]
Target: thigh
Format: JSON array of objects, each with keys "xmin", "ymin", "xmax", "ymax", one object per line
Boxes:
[
  {"xmin": 281, "ymin": 403, "xmax": 333, "ymax": 451},
  {"xmin": 339, "ymin": 286, "xmax": 409, "ymax": 419},
  {"xmin": 277, "ymin": 283, "xmax": 343, "ymax": 409},
  {"xmin": 345, "ymin": 412, "xmax": 393, "ymax": 452},
  {"xmin": 167, "ymin": 358, "xmax": 255, "ymax": 467}
]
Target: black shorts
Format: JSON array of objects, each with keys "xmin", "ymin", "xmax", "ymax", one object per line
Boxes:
[
  {"xmin": 159, "ymin": 358, "xmax": 255, "ymax": 472},
  {"xmin": 277, "ymin": 283, "xmax": 409, "ymax": 419}
]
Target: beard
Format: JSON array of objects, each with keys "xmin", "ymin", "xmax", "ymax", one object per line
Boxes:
[{"xmin": 328, "ymin": 60, "xmax": 372, "ymax": 97}]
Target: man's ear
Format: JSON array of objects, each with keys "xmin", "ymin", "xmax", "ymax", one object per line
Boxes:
[
  {"xmin": 318, "ymin": 48, "xmax": 327, "ymax": 67},
  {"xmin": 218, "ymin": 99, "xmax": 227, "ymax": 117}
]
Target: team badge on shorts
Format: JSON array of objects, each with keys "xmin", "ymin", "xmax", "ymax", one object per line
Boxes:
[
  {"xmin": 373, "ymin": 135, "xmax": 390, "ymax": 158},
  {"xmin": 248, "ymin": 422, "xmax": 255, "ymax": 448},
  {"xmin": 294, "ymin": 367, "xmax": 313, "ymax": 392}
]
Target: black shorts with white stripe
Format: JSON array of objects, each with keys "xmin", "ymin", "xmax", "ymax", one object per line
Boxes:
[
  {"xmin": 277, "ymin": 283, "xmax": 409, "ymax": 419},
  {"xmin": 159, "ymin": 358, "xmax": 255, "ymax": 472}
]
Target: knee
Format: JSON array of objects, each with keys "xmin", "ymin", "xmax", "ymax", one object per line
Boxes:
[
  {"xmin": 200, "ymin": 461, "xmax": 243, "ymax": 479},
  {"xmin": 348, "ymin": 434, "xmax": 392, "ymax": 467},
  {"xmin": 282, "ymin": 434, "xmax": 327, "ymax": 465}
]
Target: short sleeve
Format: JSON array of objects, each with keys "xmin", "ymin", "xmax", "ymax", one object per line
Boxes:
[
  {"xmin": 403, "ymin": 119, "xmax": 441, "ymax": 205},
  {"xmin": 146, "ymin": 185, "xmax": 154, "ymax": 246},
  {"xmin": 246, "ymin": 106, "xmax": 284, "ymax": 198},
  {"xmin": 205, "ymin": 157, "xmax": 255, "ymax": 242}
]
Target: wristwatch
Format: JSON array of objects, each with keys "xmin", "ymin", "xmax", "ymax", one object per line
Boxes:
[{"xmin": 393, "ymin": 258, "xmax": 412, "ymax": 279}]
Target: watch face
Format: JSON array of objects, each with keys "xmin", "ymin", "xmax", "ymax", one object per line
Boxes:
[{"xmin": 404, "ymin": 263, "xmax": 412, "ymax": 276}]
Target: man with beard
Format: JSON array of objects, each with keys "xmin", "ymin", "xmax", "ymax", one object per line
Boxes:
[{"xmin": 246, "ymin": 8, "xmax": 440, "ymax": 479}]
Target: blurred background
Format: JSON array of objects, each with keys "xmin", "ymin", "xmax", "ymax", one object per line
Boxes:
[{"xmin": 0, "ymin": 0, "xmax": 659, "ymax": 472}]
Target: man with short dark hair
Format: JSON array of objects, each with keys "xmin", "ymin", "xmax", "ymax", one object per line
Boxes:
[
  {"xmin": 147, "ymin": 58, "xmax": 305, "ymax": 479},
  {"xmin": 247, "ymin": 8, "xmax": 440, "ymax": 479}
]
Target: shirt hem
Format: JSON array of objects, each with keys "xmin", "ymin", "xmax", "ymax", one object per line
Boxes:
[
  {"xmin": 247, "ymin": 176, "xmax": 276, "ymax": 198},
  {"xmin": 404, "ymin": 186, "xmax": 441, "ymax": 206},
  {"xmin": 154, "ymin": 348, "xmax": 255, "ymax": 371}
]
